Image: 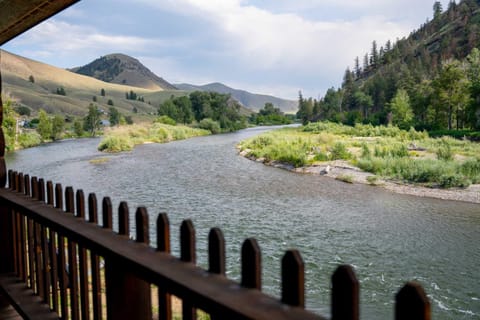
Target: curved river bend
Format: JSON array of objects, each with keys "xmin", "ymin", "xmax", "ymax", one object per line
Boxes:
[{"xmin": 6, "ymin": 127, "xmax": 480, "ymax": 319}]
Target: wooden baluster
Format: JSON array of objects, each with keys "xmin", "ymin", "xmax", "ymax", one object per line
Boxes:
[
  {"xmin": 88, "ymin": 193, "xmax": 102, "ymax": 320},
  {"xmin": 11, "ymin": 172, "xmax": 20, "ymax": 276},
  {"xmin": 106, "ymin": 204, "xmax": 152, "ymax": 319},
  {"xmin": 18, "ymin": 173, "xmax": 24, "ymax": 194},
  {"xmin": 118, "ymin": 201, "xmax": 129, "ymax": 236},
  {"xmin": 34, "ymin": 178, "xmax": 48, "ymax": 305},
  {"xmin": 76, "ymin": 190, "xmax": 90, "ymax": 320},
  {"xmin": 241, "ymin": 238, "xmax": 261, "ymax": 290},
  {"xmin": 55, "ymin": 184, "xmax": 68, "ymax": 319},
  {"xmin": 207, "ymin": 228, "xmax": 226, "ymax": 320},
  {"xmin": 46, "ymin": 181, "xmax": 54, "ymax": 205},
  {"xmin": 48, "ymin": 228, "xmax": 59, "ymax": 313},
  {"xmin": 332, "ymin": 264, "xmax": 359, "ymax": 320},
  {"xmin": 395, "ymin": 282, "xmax": 431, "ymax": 320},
  {"xmin": 14, "ymin": 204, "xmax": 24, "ymax": 280},
  {"xmin": 41, "ymin": 225, "xmax": 51, "ymax": 306},
  {"xmin": 180, "ymin": 219, "xmax": 197, "ymax": 320},
  {"xmin": 157, "ymin": 213, "xmax": 172, "ymax": 320},
  {"xmin": 19, "ymin": 210, "xmax": 27, "ymax": 283},
  {"xmin": 27, "ymin": 217, "xmax": 35, "ymax": 290},
  {"xmin": 46, "ymin": 181, "xmax": 58, "ymax": 311},
  {"xmin": 102, "ymin": 197, "xmax": 112, "ymax": 230},
  {"xmin": 76, "ymin": 190, "xmax": 85, "ymax": 218},
  {"xmin": 31, "ymin": 176, "xmax": 38, "ymax": 200},
  {"xmin": 281, "ymin": 250, "xmax": 305, "ymax": 308},
  {"xmin": 55, "ymin": 184, "xmax": 63, "ymax": 210},
  {"xmin": 24, "ymin": 174, "xmax": 30, "ymax": 196},
  {"xmin": 66, "ymin": 187, "xmax": 80, "ymax": 320},
  {"xmin": 14, "ymin": 171, "xmax": 20, "ymax": 192},
  {"xmin": 88, "ymin": 193, "xmax": 98, "ymax": 224},
  {"xmin": 38, "ymin": 178, "xmax": 45, "ymax": 202},
  {"xmin": 208, "ymin": 228, "xmax": 226, "ymax": 276},
  {"xmin": 0, "ymin": 72, "xmax": 5, "ymax": 189},
  {"xmin": 8, "ymin": 170, "xmax": 14, "ymax": 190}
]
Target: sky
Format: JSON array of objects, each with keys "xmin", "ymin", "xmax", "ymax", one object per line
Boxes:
[{"xmin": 2, "ymin": 0, "xmax": 451, "ymax": 100}]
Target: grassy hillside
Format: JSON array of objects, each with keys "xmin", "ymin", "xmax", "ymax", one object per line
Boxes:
[{"xmin": 0, "ymin": 50, "xmax": 180, "ymax": 118}]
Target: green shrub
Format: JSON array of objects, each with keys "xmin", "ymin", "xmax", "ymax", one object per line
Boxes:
[
  {"xmin": 98, "ymin": 136, "xmax": 134, "ymax": 152},
  {"xmin": 436, "ymin": 141, "xmax": 454, "ymax": 161},
  {"xmin": 361, "ymin": 143, "xmax": 371, "ymax": 158},
  {"xmin": 17, "ymin": 132, "xmax": 41, "ymax": 148},
  {"xmin": 438, "ymin": 174, "xmax": 471, "ymax": 188},
  {"xmin": 155, "ymin": 115, "xmax": 176, "ymax": 126},
  {"xmin": 314, "ymin": 152, "xmax": 329, "ymax": 161},
  {"xmin": 329, "ymin": 142, "xmax": 351, "ymax": 160},
  {"xmin": 198, "ymin": 118, "xmax": 221, "ymax": 134},
  {"xmin": 460, "ymin": 159, "xmax": 480, "ymax": 183}
]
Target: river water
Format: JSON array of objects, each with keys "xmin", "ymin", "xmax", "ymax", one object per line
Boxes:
[{"xmin": 5, "ymin": 127, "xmax": 480, "ymax": 319}]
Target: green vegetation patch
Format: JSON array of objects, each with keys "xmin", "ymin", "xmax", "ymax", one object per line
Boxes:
[
  {"xmin": 98, "ymin": 123, "xmax": 210, "ymax": 153},
  {"xmin": 238, "ymin": 121, "xmax": 480, "ymax": 188}
]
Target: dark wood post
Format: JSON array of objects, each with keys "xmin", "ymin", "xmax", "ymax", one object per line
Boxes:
[
  {"xmin": 180, "ymin": 219, "xmax": 197, "ymax": 320},
  {"xmin": 157, "ymin": 213, "xmax": 172, "ymax": 320},
  {"xmin": 88, "ymin": 193, "xmax": 102, "ymax": 320},
  {"xmin": 241, "ymin": 238, "xmax": 261, "ymax": 290},
  {"xmin": 105, "ymin": 205, "xmax": 152, "ymax": 320},
  {"xmin": 208, "ymin": 228, "xmax": 226, "ymax": 276},
  {"xmin": 281, "ymin": 250, "xmax": 305, "ymax": 307},
  {"xmin": 0, "ymin": 62, "xmax": 6, "ymax": 188},
  {"xmin": 332, "ymin": 264, "xmax": 359, "ymax": 320},
  {"xmin": 395, "ymin": 282, "xmax": 431, "ymax": 320}
]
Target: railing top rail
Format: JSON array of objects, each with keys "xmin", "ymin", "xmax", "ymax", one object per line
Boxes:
[{"xmin": 0, "ymin": 188, "xmax": 325, "ymax": 320}]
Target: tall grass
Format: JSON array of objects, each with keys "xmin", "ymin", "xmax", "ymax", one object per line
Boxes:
[{"xmin": 98, "ymin": 123, "xmax": 210, "ymax": 152}]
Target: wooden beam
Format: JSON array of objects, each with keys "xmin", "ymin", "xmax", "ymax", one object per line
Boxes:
[{"xmin": 0, "ymin": 0, "xmax": 80, "ymax": 46}]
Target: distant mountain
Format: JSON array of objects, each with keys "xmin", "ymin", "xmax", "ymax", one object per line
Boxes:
[
  {"xmin": 175, "ymin": 82, "xmax": 297, "ymax": 113},
  {"xmin": 72, "ymin": 53, "xmax": 177, "ymax": 91}
]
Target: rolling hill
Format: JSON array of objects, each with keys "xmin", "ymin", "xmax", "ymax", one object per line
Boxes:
[
  {"xmin": 0, "ymin": 50, "xmax": 180, "ymax": 117},
  {"xmin": 175, "ymin": 82, "xmax": 297, "ymax": 113},
  {"xmin": 71, "ymin": 53, "xmax": 177, "ymax": 91}
]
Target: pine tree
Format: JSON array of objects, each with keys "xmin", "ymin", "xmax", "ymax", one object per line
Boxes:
[
  {"xmin": 354, "ymin": 56, "xmax": 361, "ymax": 78},
  {"xmin": 433, "ymin": 1, "xmax": 443, "ymax": 19}
]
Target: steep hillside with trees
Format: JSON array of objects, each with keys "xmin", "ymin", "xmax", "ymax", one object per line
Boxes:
[
  {"xmin": 73, "ymin": 54, "xmax": 177, "ymax": 91},
  {"xmin": 299, "ymin": 0, "xmax": 480, "ymax": 132}
]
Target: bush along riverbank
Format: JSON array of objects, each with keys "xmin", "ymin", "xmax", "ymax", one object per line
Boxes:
[
  {"xmin": 98, "ymin": 122, "xmax": 210, "ymax": 152},
  {"xmin": 238, "ymin": 122, "xmax": 480, "ymax": 203}
]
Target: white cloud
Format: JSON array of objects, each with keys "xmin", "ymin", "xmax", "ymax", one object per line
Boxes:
[
  {"xmin": 11, "ymin": 20, "xmax": 156, "ymax": 61},
  {"xmin": 4, "ymin": 0, "xmax": 450, "ymax": 99}
]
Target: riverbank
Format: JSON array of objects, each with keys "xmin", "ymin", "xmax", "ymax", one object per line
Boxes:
[
  {"xmin": 237, "ymin": 122, "xmax": 480, "ymax": 204},
  {"xmin": 239, "ymin": 148, "xmax": 480, "ymax": 203}
]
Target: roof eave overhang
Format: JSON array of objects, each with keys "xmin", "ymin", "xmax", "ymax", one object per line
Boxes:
[{"xmin": 0, "ymin": 0, "xmax": 80, "ymax": 46}]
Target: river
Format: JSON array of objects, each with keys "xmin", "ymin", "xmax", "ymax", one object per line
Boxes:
[{"xmin": 5, "ymin": 127, "xmax": 480, "ymax": 319}]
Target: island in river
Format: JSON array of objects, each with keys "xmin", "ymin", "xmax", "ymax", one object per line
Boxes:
[{"xmin": 238, "ymin": 122, "xmax": 480, "ymax": 204}]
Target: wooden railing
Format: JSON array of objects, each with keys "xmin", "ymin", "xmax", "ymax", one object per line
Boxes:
[{"xmin": 0, "ymin": 170, "xmax": 431, "ymax": 320}]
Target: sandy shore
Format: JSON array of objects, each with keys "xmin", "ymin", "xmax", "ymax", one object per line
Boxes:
[{"xmin": 239, "ymin": 150, "xmax": 480, "ymax": 204}]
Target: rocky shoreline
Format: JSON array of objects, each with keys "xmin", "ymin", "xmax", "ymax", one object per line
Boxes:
[{"xmin": 239, "ymin": 149, "xmax": 480, "ymax": 204}]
